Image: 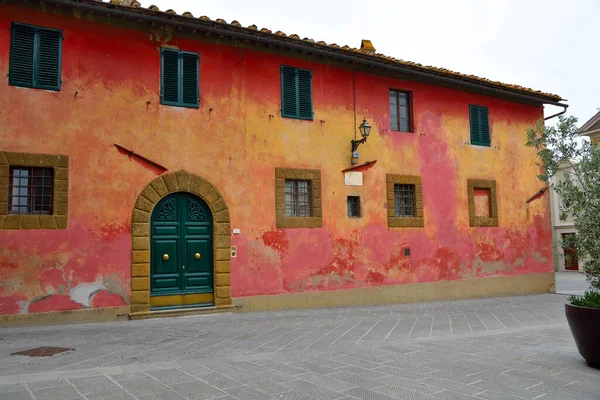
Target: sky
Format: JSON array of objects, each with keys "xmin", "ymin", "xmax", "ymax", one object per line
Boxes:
[{"xmin": 144, "ymin": 0, "xmax": 599, "ymax": 126}]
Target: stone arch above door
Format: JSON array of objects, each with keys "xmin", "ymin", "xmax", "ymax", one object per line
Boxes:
[{"xmin": 129, "ymin": 170, "xmax": 232, "ymax": 316}]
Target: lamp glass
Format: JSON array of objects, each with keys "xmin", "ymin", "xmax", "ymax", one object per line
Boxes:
[{"xmin": 359, "ymin": 119, "xmax": 371, "ymax": 138}]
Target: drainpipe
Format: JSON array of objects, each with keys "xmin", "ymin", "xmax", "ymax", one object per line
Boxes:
[{"xmin": 544, "ymin": 103, "xmax": 569, "ymax": 121}]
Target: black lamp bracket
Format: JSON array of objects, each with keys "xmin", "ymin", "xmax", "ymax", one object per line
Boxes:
[{"xmin": 351, "ymin": 137, "xmax": 367, "ymax": 152}]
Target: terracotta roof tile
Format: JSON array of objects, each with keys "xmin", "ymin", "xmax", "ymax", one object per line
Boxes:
[{"xmin": 75, "ymin": 0, "xmax": 563, "ymax": 102}]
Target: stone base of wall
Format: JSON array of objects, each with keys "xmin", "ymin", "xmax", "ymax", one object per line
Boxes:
[
  {"xmin": 0, "ymin": 306, "xmax": 129, "ymax": 327},
  {"xmin": 232, "ymin": 272, "xmax": 556, "ymax": 313},
  {"xmin": 0, "ymin": 273, "xmax": 555, "ymax": 326}
]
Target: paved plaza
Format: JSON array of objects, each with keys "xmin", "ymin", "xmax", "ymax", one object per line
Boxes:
[
  {"xmin": 1, "ymin": 277, "xmax": 599, "ymax": 399},
  {"xmin": 555, "ymin": 272, "xmax": 591, "ymax": 296}
]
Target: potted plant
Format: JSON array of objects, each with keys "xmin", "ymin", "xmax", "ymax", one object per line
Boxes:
[{"xmin": 527, "ymin": 115, "xmax": 600, "ymax": 368}]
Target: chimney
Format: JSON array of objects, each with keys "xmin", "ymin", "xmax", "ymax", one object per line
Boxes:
[{"xmin": 360, "ymin": 40, "xmax": 376, "ymax": 54}]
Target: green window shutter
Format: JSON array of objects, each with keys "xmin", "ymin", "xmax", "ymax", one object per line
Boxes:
[
  {"xmin": 10, "ymin": 23, "xmax": 62, "ymax": 90},
  {"xmin": 37, "ymin": 28, "xmax": 62, "ymax": 90},
  {"xmin": 297, "ymin": 69, "xmax": 313, "ymax": 119},
  {"xmin": 161, "ymin": 49, "xmax": 180, "ymax": 105},
  {"xmin": 469, "ymin": 105, "xmax": 481, "ymax": 145},
  {"xmin": 181, "ymin": 52, "xmax": 199, "ymax": 107},
  {"xmin": 479, "ymin": 106, "xmax": 490, "ymax": 146},
  {"xmin": 281, "ymin": 65, "xmax": 313, "ymax": 120},
  {"xmin": 161, "ymin": 49, "xmax": 199, "ymax": 108},
  {"xmin": 281, "ymin": 66, "xmax": 297, "ymax": 117},
  {"xmin": 9, "ymin": 23, "xmax": 36, "ymax": 88},
  {"xmin": 470, "ymin": 105, "xmax": 490, "ymax": 146}
]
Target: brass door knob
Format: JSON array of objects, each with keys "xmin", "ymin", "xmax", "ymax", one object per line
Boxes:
[
  {"xmin": 163, "ymin": 254, "xmax": 169, "ymax": 261},
  {"xmin": 195, "ymin": 253, "xmax": 201, "ymax": 260},
  {"xmin": 182, "ymin": 265, "xmax": 185, "ymax": 269}
]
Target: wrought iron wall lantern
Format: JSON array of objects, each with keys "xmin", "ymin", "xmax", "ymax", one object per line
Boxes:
[{"xmin": 351, "ymin": 118, "xmax": 371, "ymax": 165}]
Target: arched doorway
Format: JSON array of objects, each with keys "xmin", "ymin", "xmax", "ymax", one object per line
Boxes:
[
  {"xmin": 129, "ymin": 170, "xmax": 232, "ymax": 316},
  {"xmin": 150, "ymin": 192, "xmax": 214, "ymax": 308}
]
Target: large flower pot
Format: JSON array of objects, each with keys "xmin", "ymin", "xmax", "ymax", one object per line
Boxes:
[{"xmin": 565, "ymin": 303, "xmax": 600, "ymax": 368}]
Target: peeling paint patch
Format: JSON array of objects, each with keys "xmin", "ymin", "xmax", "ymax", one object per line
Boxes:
[
  {"xmin": 90, "ymin": 289, "xmax": 126, "ymax": 307},
  {"xmin": 69, "ymin": 282, "xmax": 106, "ymax": 307},
  {"xmin": 262, "ymin": 231, "xmax": 289, "ymax": 253}
]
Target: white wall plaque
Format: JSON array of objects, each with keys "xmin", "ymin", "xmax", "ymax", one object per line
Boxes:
[{"xmin": 344, "ymin": 171, "xmax": 363, "ymax": 186}]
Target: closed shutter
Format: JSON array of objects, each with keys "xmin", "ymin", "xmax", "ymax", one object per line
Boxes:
[
  {"xmin": 297, "ymin": 69, "xmax": 312, "ymax": 119},
  {"xmin": 479, "ymin": 106, "xmax": 490, "ymax": 146},
  {"xmin": 161, "ymin": 49, "xmax": 199, "ymax": 108},
  {"xmin": 37, "ymin": 28, "xmax": 62, "ymax": 90},
  {"xmin": 281, "ymin": 66, "xmax": 313, "ymax": 120},
  {"xmin": 469, "ymin": 105, "xmax": 481, "ymax": 145},
  {"xmin": 10, "ymin": 23, "xmax": 62, "ymax": 90},
  {"xmin": 469, "ymin": 105, "xmax": 490, "ymax": 146},
  {"xmin": 281, "ymin": 66, "xmax": 297, "ymax": 117},
  {"xmin": 9, "ymin": 24, "xmax": 35, "ymax": 87},
  {"xmin": 181, "ymin": 52, "xmax": 199, "ymax": 107},
  {"xmin": 161, "ymin": 49, "xmax": 180, "ymax": 104}
]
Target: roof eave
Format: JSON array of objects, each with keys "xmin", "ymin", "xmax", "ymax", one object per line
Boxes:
[{"xmin": 40, "ymin": 0, "xmax": 566, "ymax": 106}]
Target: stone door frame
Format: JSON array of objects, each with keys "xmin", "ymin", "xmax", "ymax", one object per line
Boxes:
[{"xmin": 129, "ymin": 170, "xmax": 232, "ymax": 315}]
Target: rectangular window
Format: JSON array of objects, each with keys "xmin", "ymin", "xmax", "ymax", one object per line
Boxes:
[
  {"xmin": 281, "ymin": 65, "xmax": 313, "ymax": 120},
  {"xmin": 347, "ymin": 196, "xmax": 360, "ymax": 218},
  {"xmin": 394, "ymin": 184, "xmax": 415, "ymax": 217},
  {"xmin": 9, "ymin": 22, "xmax": 62, "ymax": 90},
  {"xmin": 8, "ymin": 167, "xmax": 54, "ymax": 215},
  {"xmin": 389, "ymin": 90, "xmax": 411, "ymax": 132},
  {"xmin": 285, "ymin": 180, "xmax": 311, "ymax": 217},
  {"xmin": 161, "ymin": 48, "xmax": 199, "ymax": 108},
  {"xmin": 469, "ymin": 105, "xmax": 490, "ymax": 146}
]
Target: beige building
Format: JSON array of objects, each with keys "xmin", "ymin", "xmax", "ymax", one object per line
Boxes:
[
  {"xmin": 549, "ymin": 161, "xmax": 580, "ymax": 271},
  {"xmin": 550, "ymin": 111, "xmax": 600, "ymax": 271},
  {"xmin": 579, "ymin": 110, "xmax": 600, "ymax": 142}
]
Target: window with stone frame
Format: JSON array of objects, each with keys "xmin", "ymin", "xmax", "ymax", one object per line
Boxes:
[
  {"xmin": 1, "ymin": 151, "xmax": 68, "ymax": 230},
  {"xmin": 467, "ymin": 179, "xmax": 498, "ymax": 227},
  {"xmin": 275, "ymin": 168, "xmax": 322, "ymax": 228},
  {"xmin": 386, "ymin": 174, "xmax": 423, "ymax": 227}
]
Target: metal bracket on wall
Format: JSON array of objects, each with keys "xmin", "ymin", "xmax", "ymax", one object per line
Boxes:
[{"xmin": 113, "ymin": 143, "xmax": 167, "ymax": 175}]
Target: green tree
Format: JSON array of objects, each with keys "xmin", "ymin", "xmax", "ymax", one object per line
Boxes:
[{"xmin": 526, "ymin": 115, "xmax": 600, "ymax": 307}]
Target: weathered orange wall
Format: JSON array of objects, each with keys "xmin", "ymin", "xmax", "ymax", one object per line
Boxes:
[{"xmin": 0, "ymin": 4, "xmax": 553, "ymax": 315}]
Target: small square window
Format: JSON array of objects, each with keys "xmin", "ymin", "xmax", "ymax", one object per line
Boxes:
[
  {"xmin": 285, "ymin": 179, "xmax": 311, "ymax": 217},
  {"xmin": 347, "ymin": 196, "xmax": 360, "ymax": 218},
  {"xmin": 8, "ymin": 167, "xmax": 54, "ymax": 215},
  {"xmin": 394, "ymin": 184, "xmax": 415, "ymax": 217},
  {"xmin": 389, "ymin": 90, "xmax": 412, "ymax": 132}
]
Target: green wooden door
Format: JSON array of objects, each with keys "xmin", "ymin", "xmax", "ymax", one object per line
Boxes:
[{"xmin": 151, "ymin": 192, "xmax": 214, "ymax": 308}]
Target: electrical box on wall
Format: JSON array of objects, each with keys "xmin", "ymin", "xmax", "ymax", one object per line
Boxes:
[{"xmin": 344, "ymin": 171, "xmax": 363, "ymax": 186}]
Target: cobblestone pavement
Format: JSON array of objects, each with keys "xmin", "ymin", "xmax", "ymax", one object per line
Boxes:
[{"xmin": 1, "ymin": 293, "xmax": 599, "ymax": 399}]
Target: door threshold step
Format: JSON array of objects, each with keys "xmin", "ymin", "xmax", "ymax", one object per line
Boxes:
[{"xmin": 129, "ymin": 305, "xmax": 234, "ymax": 320}]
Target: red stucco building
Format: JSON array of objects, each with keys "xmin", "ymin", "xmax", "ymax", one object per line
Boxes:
[{"xmin": 0, "ymin": 0, "xmax": 566, "ymax": 325}]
